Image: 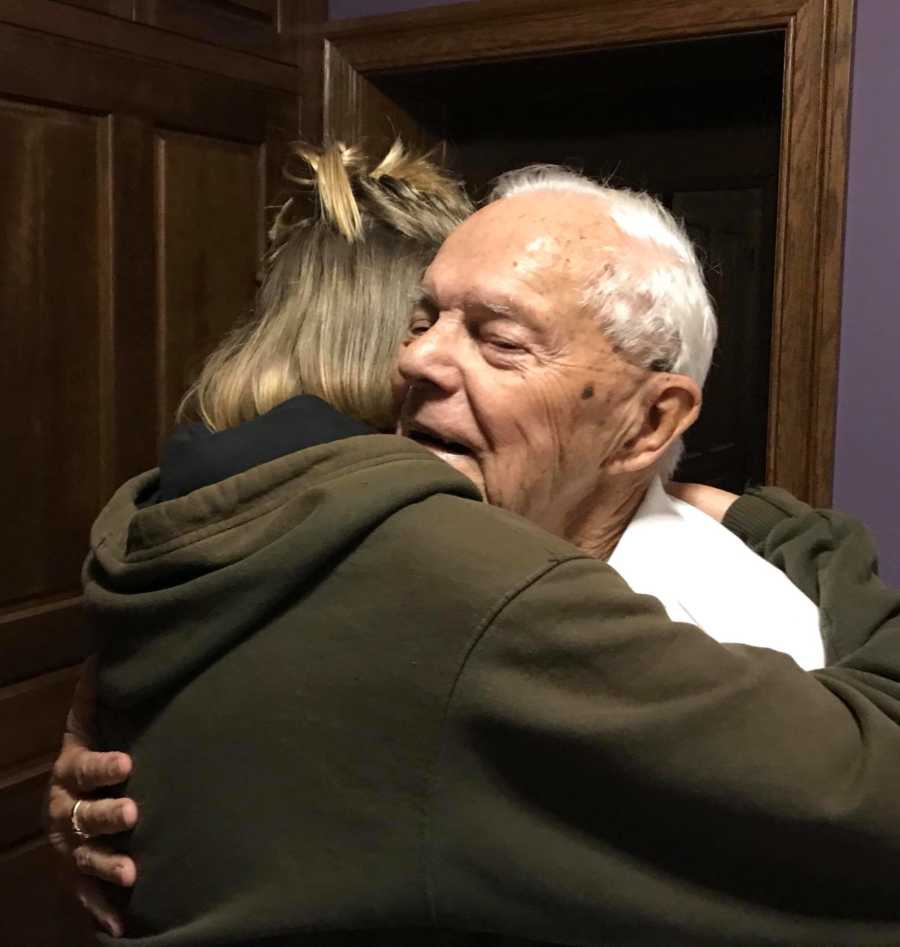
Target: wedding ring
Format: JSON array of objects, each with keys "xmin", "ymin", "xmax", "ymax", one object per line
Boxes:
[{"xmin": 71, "ymin": 799, "xmax": 91, "ymax": 841}]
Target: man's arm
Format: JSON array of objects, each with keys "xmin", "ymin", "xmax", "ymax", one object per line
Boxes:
[
  {"xmin": 674, "ymin": 483, "xmax": 897, "ymax": 663},
  {"xmin": 435, "ymin": 546, "xmax": 900, "ymax": 944},
  {"xmin": 46, "ymin": 659, "xmax": 138, "ymax": 937}
]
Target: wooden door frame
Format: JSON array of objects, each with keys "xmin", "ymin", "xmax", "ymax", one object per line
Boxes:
[{"xmin": 319, "ymin": 0, "xmax": 854, "ymax": 505}]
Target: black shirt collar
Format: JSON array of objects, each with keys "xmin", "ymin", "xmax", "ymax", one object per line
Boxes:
[{"xmin": 157, "ymin": 395, "xmax": 375, "ymax": 502}]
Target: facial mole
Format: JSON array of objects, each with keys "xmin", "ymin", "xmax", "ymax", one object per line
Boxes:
[{"xmin": 581, "ymin": 384, "xmax": 595, "ymax": 400}]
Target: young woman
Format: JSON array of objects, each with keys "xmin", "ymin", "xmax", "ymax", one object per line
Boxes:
[{"xmin": 49, "ymin": 138, "xmax": 473, "ymax": 935}]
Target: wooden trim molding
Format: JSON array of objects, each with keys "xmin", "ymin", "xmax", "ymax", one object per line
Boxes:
[
  {"xmin": 296, "ymin": 0, "xmax": 328, "ymax": 142},
  {"xmin": 321, "ymin": 0, "xmax": 854, "ymax": 505},
  {"xmin": 811, "ymin": 0, "xmax": 855, "ymax": 504},
  {"xmin": 0, "ymin": 0, "xmax": 297, "ymax": 92},
  {"xmin": 323, "ymin": 40, "xmax": 433, "ymax": 152}
]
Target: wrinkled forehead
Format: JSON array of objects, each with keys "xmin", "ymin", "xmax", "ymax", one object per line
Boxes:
[{"xmin": 425, "ymin": 191, "xmax": 621, "ymax": 302}]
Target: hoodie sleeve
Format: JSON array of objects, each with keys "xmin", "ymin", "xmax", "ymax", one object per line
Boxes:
[
  {"xmin": 432, "ymin": 556, "xmax": 900, "ymax": 946},
  {"xmin": 724, "ymin": 486, "xmax": 899, "ymax": 663}
]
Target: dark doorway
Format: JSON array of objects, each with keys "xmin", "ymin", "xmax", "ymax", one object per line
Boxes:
[{"xmin": 373, "ymin": 32, "xmax": 785, "ymax": 490}]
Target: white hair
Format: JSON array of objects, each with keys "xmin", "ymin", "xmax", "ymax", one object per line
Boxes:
[{"xmin": 489, "ymin": 165, "xmax": 718, "ymax": 479}]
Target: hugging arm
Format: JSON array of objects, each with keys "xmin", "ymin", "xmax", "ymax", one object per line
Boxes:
[
  {"xmin": 53, "ymin": 485, "xmax": 898, "ymax": 940},
  {"xmin": 724, "ymin": 485, "xmax": 898, "ymax": 662},
  {"xmin": 674, "ymin": 482, "xmax": 898, "ymax": 662},
  {"xmin": 436, "ymin": 542, "xmax": 900, "ymax": 944},
  {"xmin": 46, "ymin": 658, "xmax": 138, "ymax": 937}
]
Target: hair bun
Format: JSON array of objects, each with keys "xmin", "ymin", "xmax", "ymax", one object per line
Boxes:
[
  {"xmin": 282, "ymin": 141, "xmax": 366, "ymax": 240},
  {"xmin": 274, "ymin": 138, "xmax": 471, "ymax": 249},
  {"xmin": 370, "ymin": 139, "xmax": 460, "ymax": 204}
]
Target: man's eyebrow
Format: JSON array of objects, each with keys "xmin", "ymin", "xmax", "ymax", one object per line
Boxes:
[
  {"xmin": 410, "ymin": 291, "xmax": 537, "ymax": 327},
  {"xmin": 477, "ymin": 297, "xmax": 544, "ymax": 331},
  {"xmin": 481, "ymin": 300, "xmax": 517, "ymax": 319},
  {"xmin": 411, "ymin": 288, "xmax": 438, "ymax": 313}
]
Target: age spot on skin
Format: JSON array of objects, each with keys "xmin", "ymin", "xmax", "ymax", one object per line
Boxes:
[{"xmin": 581, "ymin": 384, "xmax": 595, "ymax": 400}]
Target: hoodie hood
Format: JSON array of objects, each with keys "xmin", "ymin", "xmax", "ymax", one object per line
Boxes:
[{"xmin": 87, "ymin": 433, "xmax": 480, "ymax": 707}]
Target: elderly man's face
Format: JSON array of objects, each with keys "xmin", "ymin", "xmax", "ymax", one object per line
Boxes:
[{"xmin": 397, "ymin": 191, "xmax": 655, "ymax": 534}]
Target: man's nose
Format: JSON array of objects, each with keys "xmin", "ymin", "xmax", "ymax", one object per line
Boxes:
[{"xmin": 398, "ymin": 320, "xmax": 463, "ymax": 393}]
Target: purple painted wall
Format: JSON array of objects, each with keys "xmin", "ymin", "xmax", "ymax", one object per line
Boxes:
[
  {"xmin": 834, "ymin": 0, "xmax": 900, "ymax": 584},
  {"xmin": 329, "ymin": 0, "xmax": 468, "ymax": 18}
]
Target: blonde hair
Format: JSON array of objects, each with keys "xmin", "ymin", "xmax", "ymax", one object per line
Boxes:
[{"xmin": 179, "ymin": 140, "xmax": 472, "ymax": 432}]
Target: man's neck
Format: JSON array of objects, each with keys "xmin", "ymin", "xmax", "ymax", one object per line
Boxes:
[{"xmin": 562, "ymin": 472, "xmax": 653, "ymax": 560}]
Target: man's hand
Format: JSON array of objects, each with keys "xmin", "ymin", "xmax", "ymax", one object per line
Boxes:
[
  {"xmin": 47, "ymin": 662, "xmax": 138, "ymax": 937},
  {"xmin": 667, "ymin": 482, "xmax": 740, "ymax": 524}
]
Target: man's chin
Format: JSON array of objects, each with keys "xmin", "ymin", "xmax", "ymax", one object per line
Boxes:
[{"xmin": 423, "ymin": 447, "xmax": 485, "ymax": 497}]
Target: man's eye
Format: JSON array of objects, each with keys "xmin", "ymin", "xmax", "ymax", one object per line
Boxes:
[
  {"xmin": 408, "ymin": 320, "xmax": 431, "ymax": 337},
  {"xmin": 485, "ymin": 337, "xmax": 524, "ymax": 353}
]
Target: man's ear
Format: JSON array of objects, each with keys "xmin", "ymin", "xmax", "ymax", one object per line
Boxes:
[{"xmin": 607, "ymin": 374, "xmax": 701, "ymax": 475}]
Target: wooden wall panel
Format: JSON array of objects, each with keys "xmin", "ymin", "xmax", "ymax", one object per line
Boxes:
[
  {"xmin": 0, "ymin": 839, "xmax": 76, "ymax": 945},
  {"xmin": 0, "ymin": 756, "xmax": 57, "ymax": 851},
  {"xmin": 55, "ymin": 0, "xmax": 302, "ymax": 66},
  {"xmin": 0, "ymin": 101, "xmax": 109, "ymax": 607},
  {"xmin": 0, "ymin": 599, "xmax": 90, "ymax": 688},
  {"xmin": 0, "ymin": 24, "xmax": 291, "ymax": 142},
  {"xmin": 0, "ymin": 835, "xmax": 98, "ymax": 944},
  {"xmin": 1, "ymin": 0, "xmax": 296, "ymax": 92},
  {"xmin": 156, "ymin": 131, "xmax": 263, "ymax": 433},
  {"xmin": 56, "ymin": 0, "xmax": 133, "ymax": 15},
  {"xmin": 0, "ymin": 1, "xmax": 307, "ymax": 940},
  {"xmin": 0, "ymin": 668, "xmax": 81, "ymax": 773}
]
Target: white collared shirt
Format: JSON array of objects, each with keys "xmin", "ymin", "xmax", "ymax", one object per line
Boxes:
[{"xmin": 608, "ymin": 477, "xmax": 824, "ymax": 669}]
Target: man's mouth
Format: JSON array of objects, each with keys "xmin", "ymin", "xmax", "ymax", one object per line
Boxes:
[{"xmin": 404, "ymin": 422, "xmax": 474, "ymax": 457}]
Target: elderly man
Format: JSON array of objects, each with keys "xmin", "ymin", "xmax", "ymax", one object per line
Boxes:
[{"xmin": 399, "ymin": 166, "xmax": 821, "ymax": 667}]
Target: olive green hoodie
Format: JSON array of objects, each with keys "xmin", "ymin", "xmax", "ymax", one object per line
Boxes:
[{"xmin": 87, "ymin": 434, "xmax": 900, "ymax": 946}]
